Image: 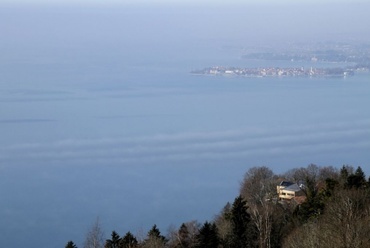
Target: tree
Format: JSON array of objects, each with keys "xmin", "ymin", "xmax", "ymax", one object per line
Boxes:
[
  {"xmin": 319, "ymin": 189, "xmax": 370, "ymax": 248},
  {"xmin": 120, "ymin": 232, "xmax": 138, "ymax": 248},
  {"xmin": 66, "ymin": 241, "xmax": 78, "ymax": 248},
  {"xmin": 240, "ymin": 166, "xmax": 276, "ymax": 248},
  {"xmin": 294, "ymin": 175, "xmax": 324, "ymax": 223},
  {"xmin": 195, "ymin": 222, "xmax": 219, "ymax": 248},
  {"xmin": 340, "ymin": 165, "xmax": 349, "ymax": 182},
  {"xmin": 214, "ymin": 202, "xmax": 233, "ymax": 248},
  {"xmin": 269, "ymin": 203, "xmax": 295, "ymax": 248},
  {"xmin": 84, "ymin": 218, "xmax": 104, "ymax": 248},
  {"xmin": 177, "ymin": 224, "xmax": 190, "ymax": 247},
  {"xmin": 282, "ymin": 222, "xmax": 323, "ymax": 248},
  {"xmin": 230, "ymin": 196, "xmax": 255, "ymax": 247},
  {"xmin": 318, "ymin": 166, "xmax": 339, "ymax": 182},
  {"xmin": 105, "ymin": 231, "xmax": 121, "ymax": 248},
  {"xmin": 240, "ymin": 166, "xmax": 276, "ymax": 202},
  {"xmin": 346, "ymin": 166, "xmax": 366, "ymax": 189},
  {"xmin": 322, "ymin": 177, "xmax": 339, "ymax": 198},
  {"xmin": 340, "ymin": 165, "xmax": 354, "ymax": 188},
  {"xmin": 284, "ymin": 164, "xmax": 319, "ymax": 183},
  {"xmin": 167, "ymin": 224, "xmax": 188, "ymax": 248},
  {"xmin": 285, "ymin": 183, "xmax": 370, "ymax": 248},
  {"xmin": 142, "ymin": 225, "xmax": 166, "ymax": 248},
  {"xmin": 167, "ymin": 222, "xmax": 198, "ymax": 248},
  {"xmin": 167, "ymin": 221, "xmax": 200, "ymax": 248},
  {"xmin": 148, "ymin": 224, "xmax": 166, "ymax": 241}
]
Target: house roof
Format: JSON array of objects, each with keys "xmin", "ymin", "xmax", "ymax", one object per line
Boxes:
[
  {"xmin": 282, "ymin": 183, "xmax": 302, "ymax": 192},
  {"xmin": 279, "ymin": 181, "xmax": 294, "ymax": 187}
]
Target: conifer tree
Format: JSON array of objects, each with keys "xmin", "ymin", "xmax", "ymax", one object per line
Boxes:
[
  {"xmin": 230, "ymin": 196, "xmax": 255, "ymax": 247},
  {"xmin": 105, "ymin": 231, "xmax": 121, "ymax": 248},
  {"xmin": 177, "ymin": 223, "xmax": 191, "ymax": 247},
  {"xmin": 347, "ymin": 166, "xmax": 366, "ymax": 189},
  {"xmin": 142, "ymin": 225, "xmax": 166, "ymax": 248},
  {"xmin": 65, "ymin": 241, "xmax": 78, "ymax": 248},
  {"xmin": 340, "ymin": 165, "xmax": 349, "ymax": 187},
  {"xmin": 195, "ymin": 222, "xmax": 219, "ymax": 248},
  {"xmin": 120, "ymin": 232, "xmax": 138, "ymax": 248},
  {"xmin": 148, "ymin": 225, "xmax": 166, "ymax": 241}
]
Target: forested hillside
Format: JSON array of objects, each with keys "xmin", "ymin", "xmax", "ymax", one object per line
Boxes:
[{"xmin": 66, "ymin": 164, "xmax": 370, "ymax": 248}]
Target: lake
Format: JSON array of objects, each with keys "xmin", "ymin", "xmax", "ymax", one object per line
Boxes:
[{"xmin": 1, "ymin": 5, "xmax": 370, "ymax": 248}]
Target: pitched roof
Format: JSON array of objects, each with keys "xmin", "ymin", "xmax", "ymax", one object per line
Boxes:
[
  {"xmin": 283, "ymin": 183, "xmax": 302, "ymax": 192},
  {"xmin": 279, "ymin": 181, "xmax": 294, "ymax": 187}
]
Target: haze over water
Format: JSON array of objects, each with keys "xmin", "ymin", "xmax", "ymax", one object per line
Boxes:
[{"xmin": 1, "ymin": 2, "xmax": 370, "ymax": 247}]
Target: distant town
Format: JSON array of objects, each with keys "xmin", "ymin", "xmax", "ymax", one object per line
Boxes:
[
  {"xmin": 192, "ymin": 42, "xmax": 370, "ymax": 78},
  {"xmin": 192, "ymin": 66, "xmax": 358, "ymax": 78}
]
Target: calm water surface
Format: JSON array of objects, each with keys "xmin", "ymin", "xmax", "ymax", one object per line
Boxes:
[{"xmin": 1, "ymin": 5, "xmax": 370, "ymax": 248}]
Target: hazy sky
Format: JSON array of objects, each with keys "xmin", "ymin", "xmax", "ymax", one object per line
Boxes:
[
  {"xmin": 1, "ymin": 0, "xmax": 369, "ymax": 49},
  {"xmin": 2, "ymin": 0, "xmax": 369, "ymax": 5}
]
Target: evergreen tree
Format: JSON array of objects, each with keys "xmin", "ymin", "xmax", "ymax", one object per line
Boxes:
[
  {"xmin": 148, "ymin": 224, "xmax": 166, "ymax": 242},
  {"xmin": 195, "ymin": 222, "xmax": 219, "ymax": 248},
  {"xmin": 143, "ymin": 225, "xmax": 166, "ymax": 248},
  {"xmin": 177, "ymin": 223, "xmax": 191, "ymax": 248},
  {"xmin": 340, "ymin": 165, "xmax": 349, "ymax": 187},
  {"xmin": 355, "ymin": 166, "xmax": 365, "ymax": 178},
  {"xmin": 120, "ymin": 232, "xmax": 138, "ymax": 248},
  {"xmin": 105, "ymin": 231, "xmax": 121, "ymax": 248},
  {"xmin": 322, "ymin": 177, "xmax": 339, "ymax": 198},
  {"xmin": 355, "ymin": 166, "xmax": 366, "ymax": 187},
  {"xmin": 294, "ymin": 175, "xmax": 325, "ymax": 223},
  {"xmin": 230, "ymin": 196, "xmax": 255, "ymax": 247},
  {"xmin": 178, "ymin": 221, "xmax": 199, "ymax": 248},
  {"xmin": 347, "ymin": 166, "xmax": 366, "ymax": 189},
  {"xmin": 66, "ymin": 241, "xmax": 78, "ymax": 248}
]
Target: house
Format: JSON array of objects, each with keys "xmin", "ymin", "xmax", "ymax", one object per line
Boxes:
[
  {"xmin": 277, "ymin": 181, "xmax": 306, "ymax": 201},
  {"xmin": 277, "ymin": 180, "xmax": 294, "ymax": 194}
]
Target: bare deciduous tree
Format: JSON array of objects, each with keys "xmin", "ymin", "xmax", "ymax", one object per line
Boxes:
[
  {"xmin": 318, "ymin": 166, "xmax": 339, "ymax": 181},
  {"xmin": 167, "ymin": 220, "xmax": 200, "ymax": 248},
  {"xmin": 240, "ymin": 166, "xmax": 278, "ymax": 248},
  {"xmin": 282, "ymin": 222, "xmax": 323, "ymax": 248},
  {"xmin": 321, "ymin": 189, "xmax": 370, "ymax": 248},
  {"xmin": 83, "ymin": 218, "xmax": 104, "ymax": 248},
  {"xmin": 284, "ymin": 189, "xmax": 370, "ymax": 248},
  {"xmin": 214, "ymin": 203, "xmax": 233, "ymax": 246},
  {"xmin": 284, "ymin": 164, "xmax": 319, "ymax": 183}
]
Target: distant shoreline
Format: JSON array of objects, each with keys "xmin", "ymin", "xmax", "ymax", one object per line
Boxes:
[
  {"xmin": 193, "ymin": 42, "xmax": 370, "ymax": 78},
  {"xmin": 190, "ymin": 65, "xmax": 366, "ymax": 78}
]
